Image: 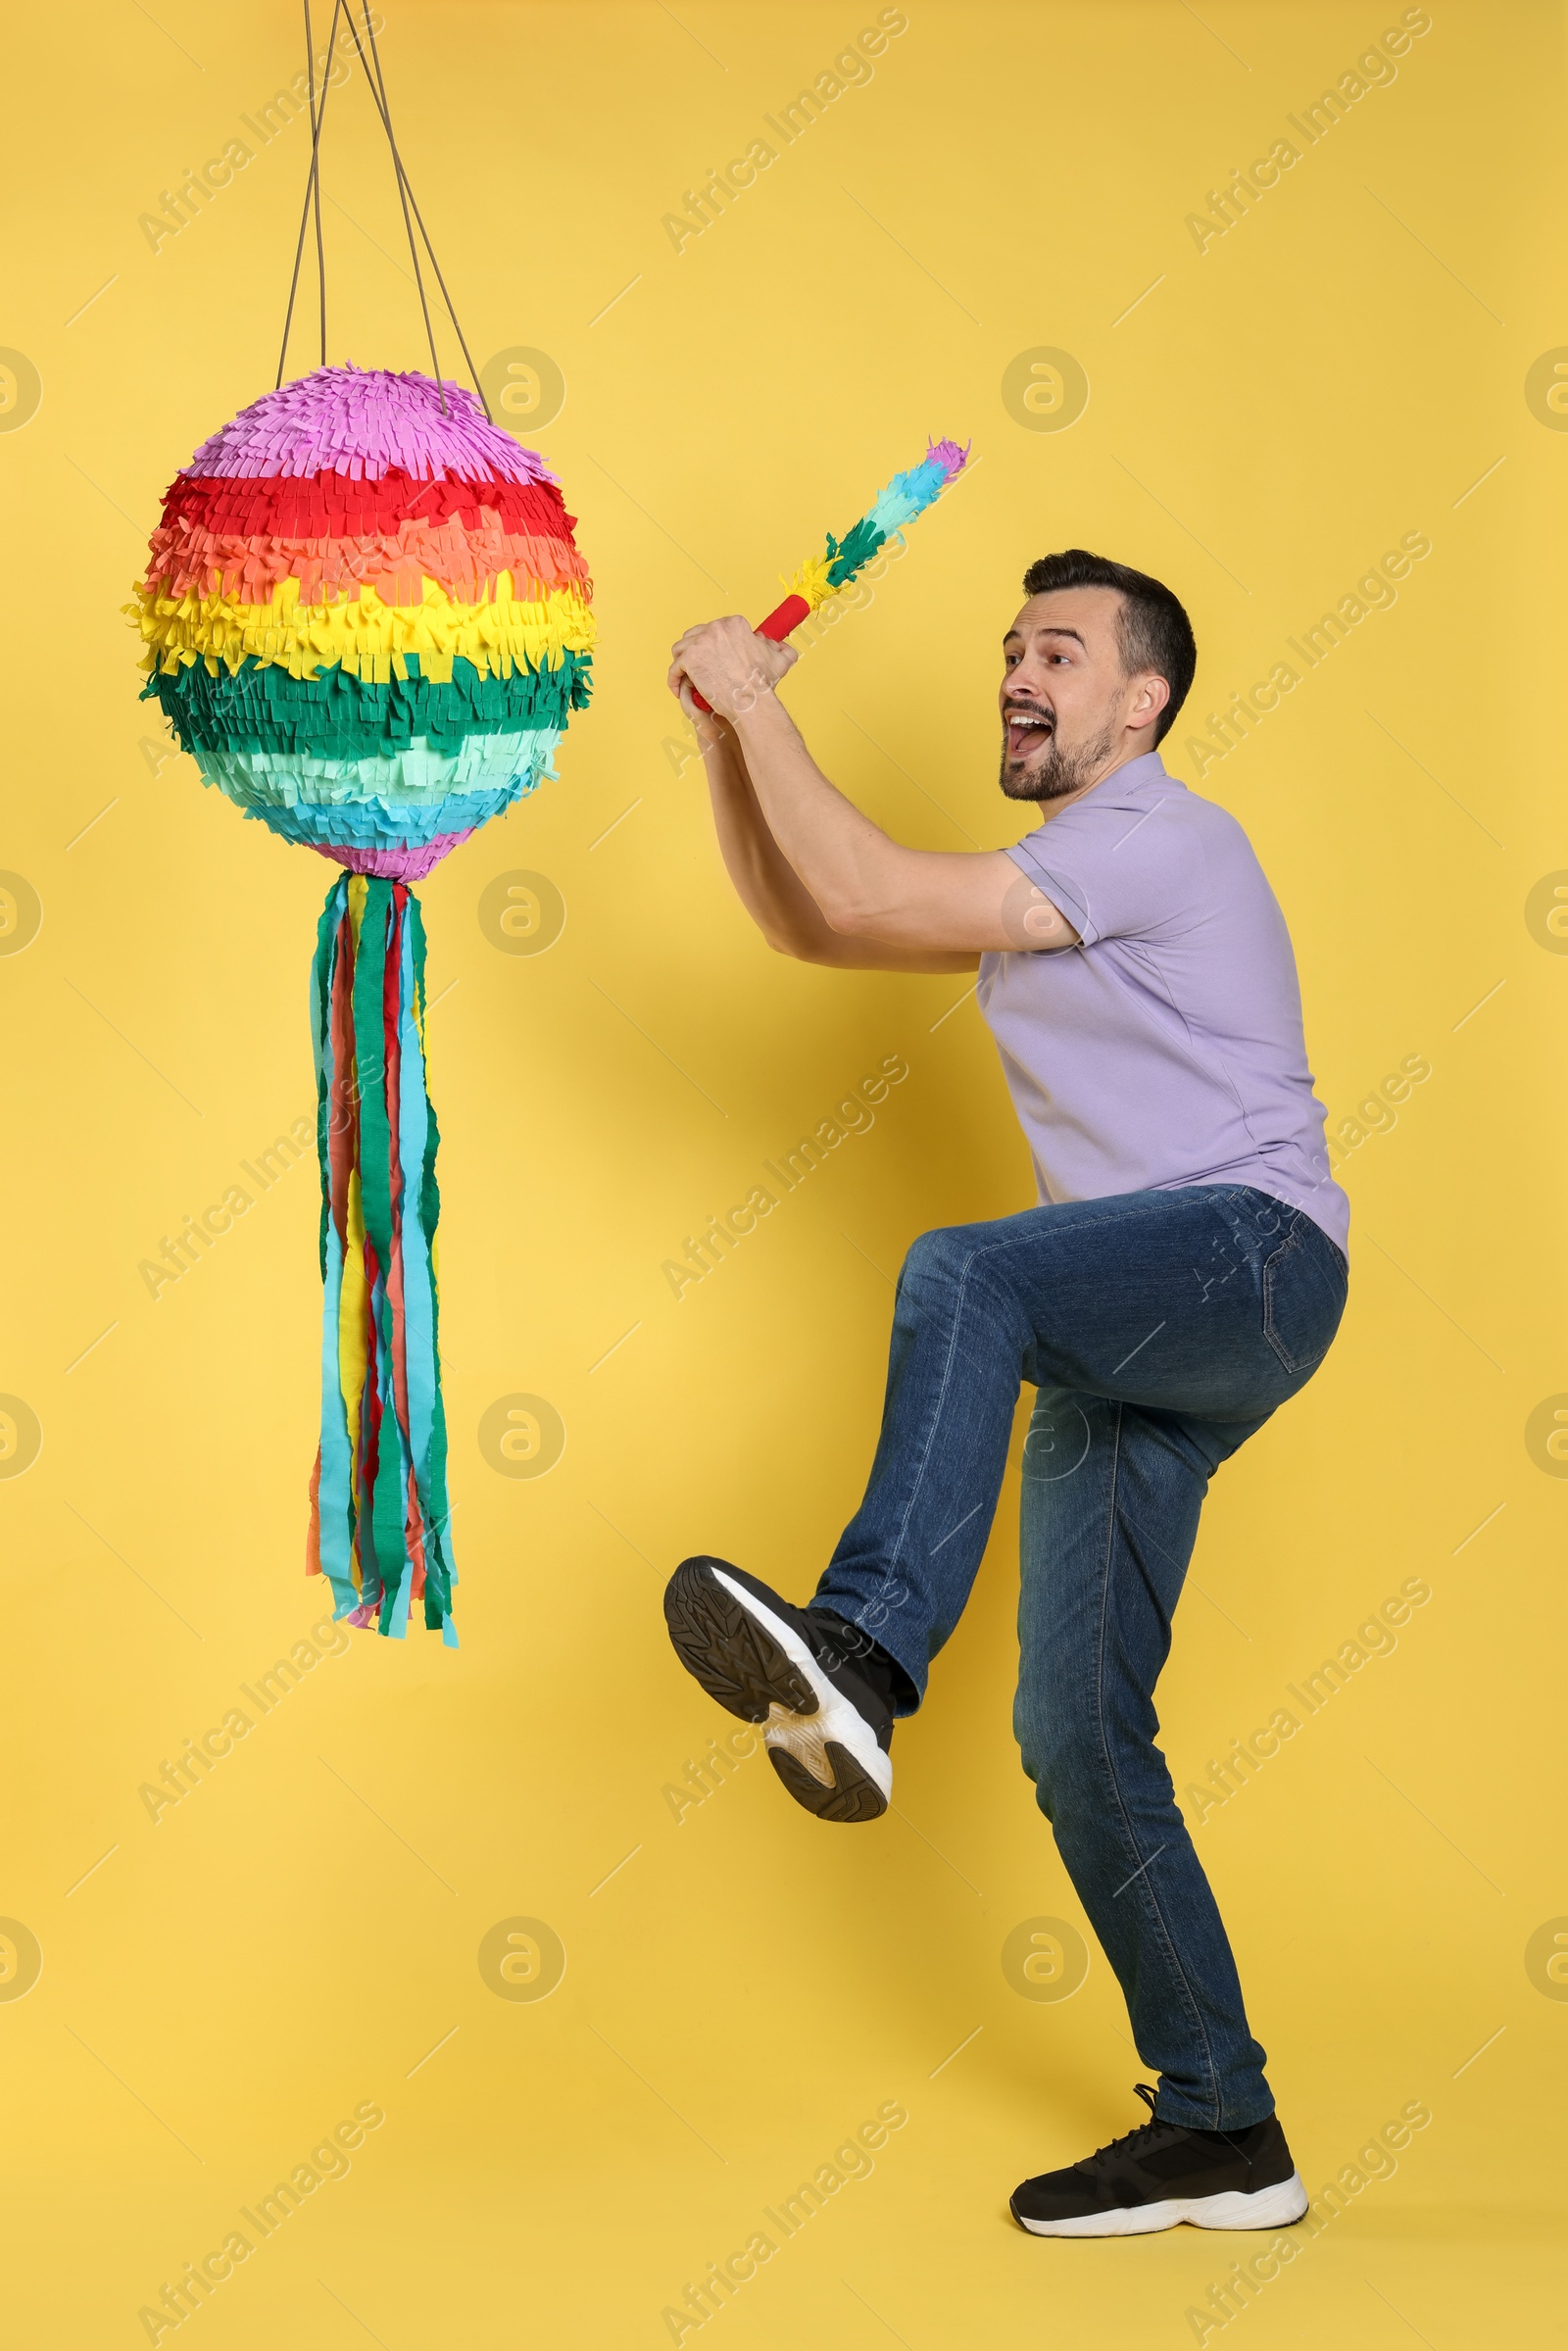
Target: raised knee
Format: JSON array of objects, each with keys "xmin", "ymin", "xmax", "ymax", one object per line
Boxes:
[{"xmin": 900, "ymin": 1224, "xmax": 971, "ymax": 1294}]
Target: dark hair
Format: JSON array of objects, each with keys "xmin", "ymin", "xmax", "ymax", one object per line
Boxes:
[{"xmin": 1020, "ymin": 549, "xmax": 1197, "ymax": 747}]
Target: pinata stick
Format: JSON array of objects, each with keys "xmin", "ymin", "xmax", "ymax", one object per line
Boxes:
[{"xmin": 689, "ymin": 438, "xmax": 966, "ymax": 713}]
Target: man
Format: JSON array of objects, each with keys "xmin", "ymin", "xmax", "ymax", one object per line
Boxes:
[{"xmin": 662, "ymin": 549, "xmax": 1348, "ymax": 2238}]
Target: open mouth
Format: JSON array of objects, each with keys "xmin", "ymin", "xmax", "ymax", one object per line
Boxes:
[{"xmin": 1005, "ymin": 710, "xmax": 1054, "ymax": 759}]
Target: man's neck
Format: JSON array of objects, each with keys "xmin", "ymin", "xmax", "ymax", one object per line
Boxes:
[{"xmin": 1030, "ymin": 738, "xmax": 1158, "ymax": 824}]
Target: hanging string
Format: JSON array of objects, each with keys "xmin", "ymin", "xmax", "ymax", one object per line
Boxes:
[
  {"xmin": 274, "ymin": 0, "xmax": 493, "ymax": 419},
  {"xmin": 308, "ymin": 0, "xmax": 328, "ymax": 367},
  {"xmin": 354, "ymin": 1, "xmax": 493, "ymax": 420},
  {"xmin": 340, "ymin": 0, "xmax": 445, "ymax": 409},
  {"xmin": 276, "ymin": 0, "xmax": 345, "ymax": 388}
]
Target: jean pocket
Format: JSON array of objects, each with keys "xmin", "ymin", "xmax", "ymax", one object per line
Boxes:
[{"xmin": 1262, "ymin": 1217, "xmax": 1348, "ymax": 1375}]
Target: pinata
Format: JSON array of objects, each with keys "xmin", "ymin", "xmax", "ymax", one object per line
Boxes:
[
  {"xmin": 130, "ymin": 365, "xmax": 595, "ymax": 1642},
  {"xmin": 689, "ymin": 438, "xmax": 968, "ymax": 711}
]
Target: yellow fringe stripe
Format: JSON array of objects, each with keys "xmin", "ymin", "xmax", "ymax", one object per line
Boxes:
[
  {"xmin": 128, "ymin": 574, "xmax": 597, "ymax": 685},
  {"xmin": 780, "ymin": 553, "xmax": 840, "ymax": 612}
]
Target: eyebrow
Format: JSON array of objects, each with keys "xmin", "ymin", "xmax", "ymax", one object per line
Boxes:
[{"xmin": 1002, "ymin": 625, "xmax": 1088, "ymax": 648}]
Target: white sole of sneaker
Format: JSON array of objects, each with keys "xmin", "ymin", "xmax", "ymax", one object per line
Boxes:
[
  {"xmin": 710, "ymin": 1567, "xmax": 893, "ymax": 1803},
  {"xmin": 1016, "ymin": 2172, "xmax": 1308, "ymax": 2237}
]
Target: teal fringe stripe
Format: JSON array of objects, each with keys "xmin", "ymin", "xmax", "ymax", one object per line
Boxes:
[{"xmin": 142, "ymin": 647, "xmax": 593, "ymax": 759}]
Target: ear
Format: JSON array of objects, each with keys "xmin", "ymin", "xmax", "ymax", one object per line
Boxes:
[{"xmin": 1126, "ymin": 671, "xmax": 1170, "ymax": 736}]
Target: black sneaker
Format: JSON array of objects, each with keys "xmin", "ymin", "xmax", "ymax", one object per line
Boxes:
[
  {"xmin": 1010, "ymin": 2084, "xmax": 1308, "ymax": 2237},
  {"xmin": 662, "ymin": 1557, "xmax": 894, "ymax": 1823}
]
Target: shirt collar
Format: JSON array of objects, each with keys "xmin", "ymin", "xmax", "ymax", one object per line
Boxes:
[{"xmin": 1030, "ymin": 747, "xmax": 1170, "ymax": 827}]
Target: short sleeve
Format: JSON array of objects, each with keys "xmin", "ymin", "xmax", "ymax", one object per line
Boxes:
[{"xmin": 1005, "ymin": 792, "xmax": 1192, "ymax": 948}]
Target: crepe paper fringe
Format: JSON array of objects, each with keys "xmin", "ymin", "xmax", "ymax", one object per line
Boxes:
[
  {"xmin": 194, "ymin": 726, "xmax": 562, "ymax": 807},
  {"xmin": 154, "ymin": 465, "xmax": 579, "ymax": 546},
  {"xmin": 189, "ymin": 748, "xmax": 557, "ymax": 859},
  {"xmin": 782, "ymin": 437, "xmax": 969, "ymax": 612},
  {"xmin": 314, "ymin": 832, "xmax": 476, "ymax": 882},
  {"xmin": 189, "ymin": 364, "xmax": 547, "ymax": 485},
  {"xmin": 130, "ymin": 577, "xmax": 595, "ymax": 686},
  {"xmin": 144, "ymin": 518, "xmax": 590, "ymax": 609},
  {"xmin": 866, "ymin": 437, "xmax": 969, "ymax": 536},
  {"xmin": 308, "ymin": 873, "xmax": 456, "ymax": 1641},
  {"xmin": 144, "ymin": 648, "xmax": 591, "ymax": 760}
]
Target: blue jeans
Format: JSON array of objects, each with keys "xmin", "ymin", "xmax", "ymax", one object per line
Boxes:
[{"xmin": 812, "ymin": 1186, "xmax": 1348, "ymax": 2130}]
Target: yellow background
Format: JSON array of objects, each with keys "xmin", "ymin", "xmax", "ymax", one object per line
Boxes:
[{"xmin": 2, "ymin": 2, "xmax": 1562, "ymax": 2343}]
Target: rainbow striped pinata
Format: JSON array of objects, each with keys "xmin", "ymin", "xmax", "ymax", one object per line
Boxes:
[{"xmin": 130, "ymin": 364, "xmax": 595, "ymax": 1643}]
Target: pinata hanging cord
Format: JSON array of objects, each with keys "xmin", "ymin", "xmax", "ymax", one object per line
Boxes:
[
  {"xmin": 308, "ymin": 874, "xmax": 458, "ymax": 1643},
  {"xmin": 276, "ymin": 0, "xmax": 492, "ymax": 419}
]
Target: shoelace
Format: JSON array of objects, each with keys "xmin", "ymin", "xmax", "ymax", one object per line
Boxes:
[{"xmin": 1081, "ymin": 2082, "xmax": 1165, "ymax": 2169}]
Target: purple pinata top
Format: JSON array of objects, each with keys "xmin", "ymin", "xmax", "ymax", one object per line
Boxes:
[
  {"xmin": 185, "ymin": 364, "xmax": 552, "ymax": 483},
  {"xmin": 978, "ymin": 751, "xmax": 1348, "ymax": 1256}
]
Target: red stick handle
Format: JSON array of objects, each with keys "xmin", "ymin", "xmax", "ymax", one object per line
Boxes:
[{"xmin": 688, "ymin": 594, "xmax": 812, "ymax": 715}]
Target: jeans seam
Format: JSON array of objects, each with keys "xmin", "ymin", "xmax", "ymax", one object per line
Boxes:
[
  {"xmin": 1092, "ymin": 1399, "xmax": 1223, "ymax": 2128},
  {"xmin": 884, "ymin": 1244, "xmax": 1007, "ymax": 1580},
  {"xmin": 1261, "ymin": 1218, "xmax": 1334, "ymax": 1375},
  {"xmin": 963, "ymin": 1189, "xmax": 1253, "ymax": 1268}
]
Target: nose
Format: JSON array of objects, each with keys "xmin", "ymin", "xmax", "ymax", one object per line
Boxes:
[{"xmin": 1003, "ymin": 653, "xmax": 1052, "ymax": 704}]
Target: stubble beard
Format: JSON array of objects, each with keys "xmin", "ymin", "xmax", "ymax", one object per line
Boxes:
[{"xmin": 999, "ymin": 714, "xmax": 1119, "ymax": 804}]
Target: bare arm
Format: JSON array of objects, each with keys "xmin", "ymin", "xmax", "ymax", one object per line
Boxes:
[
  {"xmin": 670, "ymin": 617, "xmax": 1080, "ymax": 957},
  {"xmin": 688, "ymin": 696, "xmax": 979, "ymax": 971}
]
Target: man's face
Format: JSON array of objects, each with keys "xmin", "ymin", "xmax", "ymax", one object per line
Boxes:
[{"xmin": 998, "ymin": 586, "xmax": 1164, "ymax": 804}]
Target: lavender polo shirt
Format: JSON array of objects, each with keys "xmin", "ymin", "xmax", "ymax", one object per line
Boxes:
[{"xmin": 977, "ymin": 750, "xmax": 1348, "ymax": 1256}]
